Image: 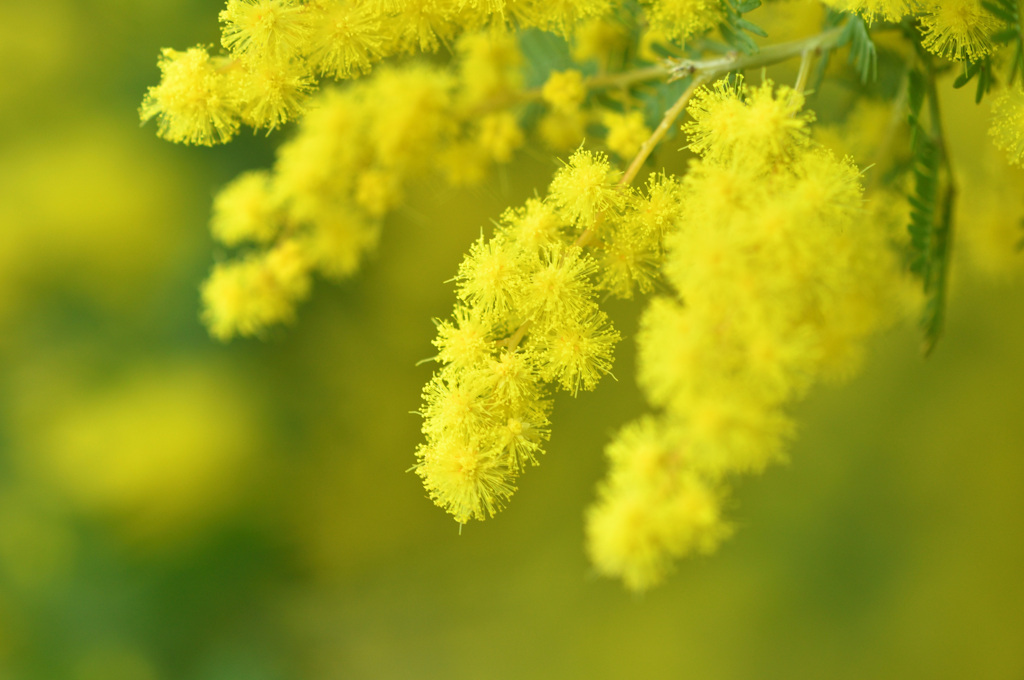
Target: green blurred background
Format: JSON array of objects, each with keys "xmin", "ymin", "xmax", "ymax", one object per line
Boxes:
[{"xmin": 1, "ymin": 2, "xmax": 1023, "ymax": 678}]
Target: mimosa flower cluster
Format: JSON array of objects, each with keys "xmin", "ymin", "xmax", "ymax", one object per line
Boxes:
[
  {"xmin": 586, "ymin": 78, "xmax": 906, "ymax": 590},
  {"xmin": 198, "ymin": 32, "xmax": 527, "ymax": 339},
  {"xmin": 416, "ymin": 150, "xmax": 686, "ymax": 522},
  {"xmin": 142, "ymin": 0, "xmax": 1024, "ymax": 591}
]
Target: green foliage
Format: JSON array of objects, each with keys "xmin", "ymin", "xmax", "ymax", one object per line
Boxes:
[
  {"xmin": 519, "ymin": 28, "xmax": 578, "ymax": 89},
  {"xmin": 984, "ymin": 0, "xmax": 1024, "ymax": 84},
  {"xmin": 906, "ymin": 67, "xmax": 953, "ymax": 356},
  {"xmin": 719, "ymin": 0, "xmax": 768, "ymax": 55},
  {"xmin": 954, "ymin": 0, "xmax": 1024, "ymax": 100},
  {"xmin": 952, "ymin": 55, "xmax": 995, "ymax": 103},
  {"xmin": 812, "ymin": 10, "xmax": 877, "ymax": 90},
  {"xmin": 840, "ymin": 13, "xmax": 878, "ymax": 83}
]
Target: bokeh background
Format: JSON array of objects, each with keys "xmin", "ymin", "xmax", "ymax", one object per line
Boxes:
[{"xmin": 1, "ymin": 2, "xmax": 1023, "ymax": 679}]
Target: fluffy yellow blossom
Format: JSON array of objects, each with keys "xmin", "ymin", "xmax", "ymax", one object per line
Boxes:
[
  {"xmin": 433, "ymin": 306, "xmax": 494, "ymax": 372},
  {"xmin": 455, "ymin": 30, "xmax": 524, "ymax": 109},
  {"xmin": 499, "ymin": 198, "xmax": 568, "ymax": 254},
  {"xmin": 477, "ymin": 112, "xmax": 525, "ymax": 163},
  {"xmin": 305, "ymin": 0, "xmax": 384, "ymax": 78},
  {"xmin": 518, "ymin": 246, "xmax": 599, "ymax": 322},
  {"xmin": 237, "ymin": 60, "xmax": 314, "ymax": 131},
  {"xmin": 139, "ymin": 46, "xmax": 239, "ymax": 146},
  {"xmin": 918, "ymin": 0, "xmax": 999, "ymax": 62},
  {"xmin": 210, "ymin": 170, "xmax": 281, "ymax": 246},
  {"xmin": 302, "ymin": 204, "xmax": 381, "ymax": 278},
  {"xmin": 534, "ymin": 310, "xmax": 620, "ymax": 395},
  {"xmin": 368, "ymin": 65, "xmax": 456, "ymax": 172},
  {"xmin": 219, "ymin": 0, "xmax": 312, "ymax": 64},
  {"xmin": 415, "ymin": 438, "xmax": 517, "ymax": 524},
  {"xmin": 416, "ymin": 150, "xmax": 628, "ymax": 524},
  {"xmin": 522, "ymin": 0, "xmax": 615, "ymax": 37},
  {"xmin": 819, "ymin": 0, "xmax": 914, "ymax": 23},
  {"xmin": 201, "ymin": 239, "xmax": 312, "ymax": 340},
  {"xmin": 990, "ymin": 85, "xmax": 1024, "ymax": 167},
  {"xmin": 585, "ymin": 76, "xmax": 908, "ymax": 590},
  {"xmin": 144, "ymin": 0, "xmax": 1024, "ymax": 595},
  {"xmin": 602, "ymin": 110, "xmax": 652, "ymax": 160},
  {"xmin": 640, "ymin": 0, "xmax": 723, "ymax": 44},
  {"xmin": 541, "ymin": 69, "xmax": 587, "ymax": 114},
  {"xmin": 455, "ymin": 234, "xmax": 523, "ymax": 318},
  {"xmin": 571, "ymin": 16, "xmax": 631, "ymax": 66},
  {"xmin": 547, "ymin": 148, "xmax": 623, "ymax": 227},
  {"xmin": 538, "ymin": 109, "xmax": 590, "ymax": 151},
  {"xmin": 684, "ymin": 76, "xmax": 812, "ymax": 168},
  {"xmin": 586, "ymin": 418, "xmax": 730, "ymax": 591}
]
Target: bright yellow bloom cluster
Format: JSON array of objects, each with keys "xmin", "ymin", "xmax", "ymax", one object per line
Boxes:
[
  {"xmin": 819, "ymin": 0, "xmax": 914, "ymax": 23},
  {"xmin": 990, "ymin": 85, "xmax": 1024, "ymax": 167},
  {"xmin": 585, "ymin": 77, "xmax": 906, "ymax": 590},
  {"xmin": 602, "ymin": 110, "xmax": 653, "ymax": 159},
  {"xmin": 139, "ymin": 47, "xmax": 246, "ymax": 146},
  {"xmin": 145, "ymin": 0, "xmax": 1024, "ymax": 592},
  {"xmin": 641, "ymin": 0, "xmax": 724, "ymax": 44},
  {"xmin": 918, "ymin": 0, "xmax": 1001, "ymax": 62},
  {"xmin": 140, "ymin": 0, "xmax": 621, "ymax": 145},
  {"xmin": 821, "ymin": 0, "xmax": 1003, "ymax": 63},
  {"xmin": 201, "ymin": 30, "xmax": 531, "ymax": 339},
  {"xmin": 416, "ymin": 148, "xmax": 690, "ymax": 523}
]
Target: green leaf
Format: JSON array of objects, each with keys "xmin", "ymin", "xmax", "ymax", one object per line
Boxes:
[
  {"xmin": 981, "ymin": 0, "xmax": 1024, "ymax": 86},
  {"xmin": 907, "ymin": 69, "xmax": 926, "ymax": 117},
  {"xmin": 718, "ymin": 0, "xmax": 766, "ymax": 55},
  {"xmin": 839, "ymin": 15, "xmax": 877, "ymax": 83},
  {"xmin": 982, "ymin": 0, "xmax": 1016, "ymax": 23},
  {"xmin": 952, "ymin": 57, "xmax": 994, "ymax": 103},
  {"xmin": 905, "ymin": 70, "xmax": 954, "ymax": 356}
]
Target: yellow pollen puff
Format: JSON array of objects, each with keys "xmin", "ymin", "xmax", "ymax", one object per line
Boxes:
[
  {"xmin": 306, "ymin": 0, "xmax": 384, "ymax": 79},
  {"xmin": 541, "ymin": 69, "xmax": 587, "ymax": 114},
  {"xmin": 415, "ymin": 438, "xmax": 515, "ymax": 524},
  {"xmin": 219, "ymin": 0, "xmax": 313, "ymax": 64},
  {"xmin": 519, "ymin": 246, "xmax": 598, "ymax": 322},
  {"xmin": 355, "ymin": 168, "xmax": 401, "ymax": 217},
  {"xmin": 139, "ymin": 46, "xmax": 240, "ymax": 146},
  {"xmin": 571, "ymin": 17, "xmax": 632, "ymax": 66},
  {"xmin": 640, "ymin": 0, "xmax": 724, "ymax": 44},
  {"xmin": 238, "ymin": 61, "xmax": 314, "ymax": 131},
  {"xmin": 302, "ymin": 205, "xmax": 381, "ymax": 279},
  {"xmin": 525, "ymin": 0, "xmax": 616, "ymax": 38},
  {"xmin": 210, "ymin": 170, "xmax": 281, "ymax": 246},
  {"xmin": 586, "ymin": 465, "xmax": 729, "ymax": 592},
  {"xmin": 456, "ymin": 30, "xmax": 524, "ymax": 108},
  {"xmin": 537, "ymin": 311, "xmax": 620, "ymax": 395},
  {"xmin": 602, "ymin": 110, "xmax": 652, "ymax": 160},
  {"xmin": 990, "ymin": 85, "xmax": 1024, "ymax": 167},
  {"xmin": 476, "ymin": 112, "xmax": 525, "ymax": 163},
  {"xmin": 472, "ymin": 350, "xmax": 540, "ymax": 407},
  {"xmin": 200, "ymin": 239, "xmax": 312, "ymax": 341},
  {"xmin": 548, "ymin": 147, "xmax": 623, "ymax": 226},
  {"xmin": 433, "ymin": 306, "xmax": 493, "ymax": 371},
  {"xmin": 499, "ymin": 198, "xmax": 567, "ymax": 253},
  {"xmin": 684, "ymin": 76, "xmax": 812, "ymax": 168},
  {"xmin": 918, "ymin": 0, "xmax": 999, "ymax": 62},
  {"xmin": 538, "ymin": 109, "xmax": 589, "ymax": 151},
  {"xmin": 818, "ymin": 0, "xmax": 914, "ymax": 23},
  {"xmin": 420, "ymin": 376, "xmax": 491, "ymax": 440},
  {"xmin": 455, "ymin": 235, "xmax": 522, "ymax": 315}
]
